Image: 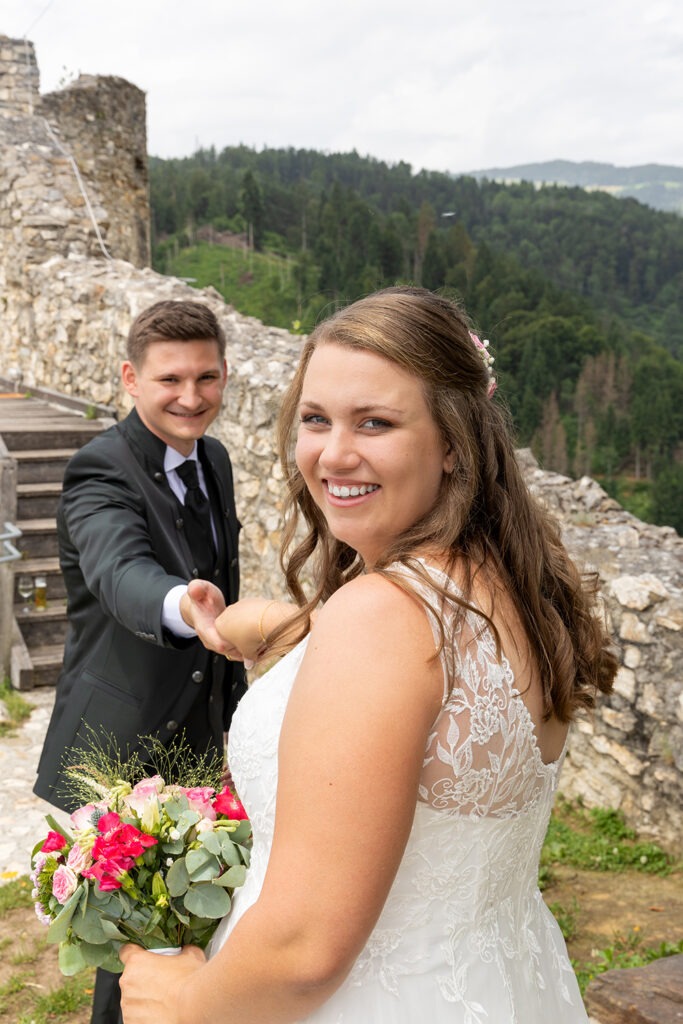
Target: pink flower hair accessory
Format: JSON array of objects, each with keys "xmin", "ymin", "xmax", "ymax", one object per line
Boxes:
[{"xmin": 469, "ymin": 331, "xmax": 497, "ymax": 398}]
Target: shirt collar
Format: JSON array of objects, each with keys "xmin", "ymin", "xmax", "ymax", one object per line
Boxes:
[{"xmin": 164, "ymin": 443, "xmax": 200, "ymax": 474}]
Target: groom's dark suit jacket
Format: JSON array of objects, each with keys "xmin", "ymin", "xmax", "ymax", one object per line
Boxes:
[{"xmin": 34, "ymin": 408, "xmax": 246, "ymax": 812}]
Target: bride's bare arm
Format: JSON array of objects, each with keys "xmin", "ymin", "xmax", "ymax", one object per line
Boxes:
[
  {"xmin": 180, "ymin": 582, "xmax": 302, "ymax": 662},
  {"xmin": 120, "ymin": 572, "xmax": 443, "ymax": 1024},
  {"xmin": 214, "ymin": 597, "xmax": 310, "ymax": 663}
]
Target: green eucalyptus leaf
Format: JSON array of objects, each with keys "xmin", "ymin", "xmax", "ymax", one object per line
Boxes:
[
  {"xmin": 58, "ymin": 940, "xmax": 88, "ymax": 976},
  {"xmin": 212, "ymin": 864, "xmax": 247, "ymax": 889},
  {"xmin": 71, "ymin": 905, "xmax": 110, "ymax": 944},
  {"xmin": 199, "ymin": 831, "xmax": 222, "ymax": 856},
  {"xmin": 46, "ymin": 888, "xmax": 83, "ymax": 943},
  {"xmin": 161, "ymin": 838, "xmax": 186, "ymax": 855},
  {"xmin": 184, "ymin": 882, "xmax": 232, "ymax": 918},
  {"xmin": 230, "ymin": 820, "xmax": 252, "ymax": 844},
  {"xmin": 169, "ymin": 900, "xmax": 191, "ymax": 926},
  {"xmin": 186, "ymin": 847, "xmax": 220, "ymax": 881},
  {"xmin": 217, "ymin": 836, "xmax": 241, "ymax": 867},
  {"xmin": 79, "ymin": 940, "xmax": 121, "ymax": 968},
  {"xmin": 164, "ymin": 795, "xmax": 190, "ymax": 821},
  {"xmin": 175, "ymin": 810, "xmax": 201, "ymax": 836},
  {"xmin": 223, "ymin": 864, "xmax": 247, "ymax": 888},
  {"xmin": 100, "ymin": 919, "xmax": 128, "ymax": 941},
  {"xmin": 166, "ymin": 857, "xmax": 190, "ymax": 896}
]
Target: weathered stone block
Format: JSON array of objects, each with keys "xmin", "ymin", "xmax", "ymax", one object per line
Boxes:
[{"xmin": 584, "ymin": 954, "xmax": 683, "ymax": 1024}]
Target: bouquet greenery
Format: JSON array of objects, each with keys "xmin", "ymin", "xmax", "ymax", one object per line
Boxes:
[{"xmin": 30, "ymin": 736, "xmax": 251, "ymax": 975}]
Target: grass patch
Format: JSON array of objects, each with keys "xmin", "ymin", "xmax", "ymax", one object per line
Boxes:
[
  {"xmin": 574, "ymin": 931, "xmax": 683, "ymax": 995},
  {"xmin": 0, "ymin": 679, "xmax": 33, "ymax": 737},
  {"xmin": 155, "ymin": 239, "xmax": 328, "ymax": 333},
  {"xmin": 0, "ymin": 875, "xmax": 33, "ymax": 916},
  {"xmin": 541, "ymin": 797, "xmax": 672, "ymax": 875},
  {"xmin": 546, "ymin": 898, "xmax": 580, "ymax": 942},
  {"xmin": 15, "ymin": 975, "xmax": 94, "ymax": 1023}
]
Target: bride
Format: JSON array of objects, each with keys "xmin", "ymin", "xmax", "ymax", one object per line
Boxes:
[{"xmin": 120, "ymin": 286, "xmax": 617, "ymax": 1022}]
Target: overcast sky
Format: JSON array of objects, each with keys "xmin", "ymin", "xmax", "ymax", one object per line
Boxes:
[{"xmin": 5, "ymin": 0, "xmax": 683, "ymax": 174}]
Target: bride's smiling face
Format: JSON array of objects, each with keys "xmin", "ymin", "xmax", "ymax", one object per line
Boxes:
[{"xmin": 295, "ymin": 343, "xmax": 455, "ymax": 566}]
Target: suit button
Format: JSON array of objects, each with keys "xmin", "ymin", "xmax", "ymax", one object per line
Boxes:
[
  {"xmin": 224, "ymin": 510, "xmax": 230, "ymax": 519},
  {"xmin": 213, "ymin": 567, "xmax": 220, "ymax": 578},
  {"xmin": 213, "ymin": 654, "xmax": 219, "ymax": 665},
  {"xmin": 191, "ymin": 568, "xmax": 199, "ymax": 578},
  {"xmin": 166, "ymin": 720, "xmax": 179, "ymax": 732},
  {"xmin": 154, "ymin": 471, "xmax": 164, "ymax": 481},
  {"xmin": 230, "ymin": 557, "xmax": 238, "ymax": 568},
  {"xmin": 192, "ymin": 670, "xmax": 204, "ymax": 684},
  {"xmin": 175, "ymin": 518, "xmax": 184, "ymax": 529}
]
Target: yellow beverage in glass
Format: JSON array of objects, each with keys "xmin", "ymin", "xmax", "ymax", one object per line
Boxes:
[{"xmin": 34, "ymin": 575, "xmax": 47, "ymax": 610}]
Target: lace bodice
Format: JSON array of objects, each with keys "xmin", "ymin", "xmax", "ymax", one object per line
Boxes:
[{"xmin": 209, "ymin": 561, "xmax": 587, "ymax": 1023}]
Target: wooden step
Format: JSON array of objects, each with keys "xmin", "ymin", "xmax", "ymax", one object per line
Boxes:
[
  {"xmin": 14, "ymin": 448, "xmax": 76, "ymax": 484},
  {"xmin": 0, "ymin": 419, "xmax": 104, "ymax": 451},
  {"xmin": 14, "ymin": 601, "xmax": 68, "ymax": 645},
  {"xmin": 14, "ymin": 556, "xmax": 65, "ymax": 599},
  {"xmin": 11, "ymin": 641, "xmax": 63, "ymax": 690},
  {"xmin": 29, "ymin": 644, "xmax": 64, "ymax": 687},
  {"xmin": 14, "ymin": 518, "xmax": 59, "ymax": 558},
  {"xmin": 17, "ymin": 481, "xmax": 62, "ymax": 519}
]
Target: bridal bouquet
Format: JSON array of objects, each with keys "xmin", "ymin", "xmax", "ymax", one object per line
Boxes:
[{"xmin": 30, "ymin": 737, "xmax": 251, "ymax": 976}]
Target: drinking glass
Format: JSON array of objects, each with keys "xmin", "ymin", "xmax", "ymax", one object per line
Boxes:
[
  {"xmin": 34, "ymin": 575, "xmax": 48, "ymax": 611},
  {"xmin": 17, "ymin": 574, "xmax": 34, "ymax": 613}
]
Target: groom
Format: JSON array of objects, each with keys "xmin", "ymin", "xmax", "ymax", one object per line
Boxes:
[{"xmin": 33, "ymin": 299, "xmax": 246, "ymax": 1024}]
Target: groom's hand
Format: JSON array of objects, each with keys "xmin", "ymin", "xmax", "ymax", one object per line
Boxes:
[
  {"xmin": 180, "ymin": 579, "xmax": 241, "ymax": 658},
  {"xmin": 119, "ymin": 944, "xmax": 206, "ymax": 1024}
]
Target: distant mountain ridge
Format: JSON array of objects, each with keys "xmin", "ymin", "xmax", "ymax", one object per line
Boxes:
[{"xmin": 464, "ymin": 160, "xmax": 683, "ymax": 215}]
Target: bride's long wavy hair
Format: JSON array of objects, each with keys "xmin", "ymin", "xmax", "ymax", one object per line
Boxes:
[{"xmin": 273, "ymin": 286, "xmax": 616, "ymax": 721}]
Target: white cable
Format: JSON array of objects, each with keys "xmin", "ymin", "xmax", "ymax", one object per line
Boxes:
[{"xmin": 42, "ymin": 118, "xmax": 114, "ymax": 262}]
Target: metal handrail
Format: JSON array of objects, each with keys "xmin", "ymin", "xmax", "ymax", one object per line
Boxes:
[{"xmin": 0, "ymin": 521, "xmax": 23, "ymax": 564}]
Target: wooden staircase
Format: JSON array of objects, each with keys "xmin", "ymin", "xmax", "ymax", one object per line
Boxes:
[{"xmin": 0, "ymin": 390, "xmax": 112, "ymax": 689}]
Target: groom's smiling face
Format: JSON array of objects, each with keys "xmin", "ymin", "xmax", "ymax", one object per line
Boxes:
[{"xmin": 121, "ymin": 339, "xmax": 227, "ymax": 456}]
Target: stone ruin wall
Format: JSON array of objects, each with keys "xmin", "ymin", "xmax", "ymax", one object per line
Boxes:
[
  {"xmin": 0, "ymin": 36, "xmax": 149, "ymax": 318},
  {"xmin": 0, "ymin": 36, "xmax": 682, "ymax": 854}
]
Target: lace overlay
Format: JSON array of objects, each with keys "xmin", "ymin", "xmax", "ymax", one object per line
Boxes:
[{"xmin": 209, "ymin": 561, "xmax": 587, "ymax": 1022}]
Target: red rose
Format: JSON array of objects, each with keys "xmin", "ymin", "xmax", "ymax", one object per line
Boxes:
[
  {"xmin": 213, "ymin": 787, "xmax": 248, "ymax": 820},
  {"xmin": 41, "ymin": 830, "xmax": 68, "ymax": 853},
  {"xmin": 83, "ymin": 856, "xmax": 130, "ymax": 891}
]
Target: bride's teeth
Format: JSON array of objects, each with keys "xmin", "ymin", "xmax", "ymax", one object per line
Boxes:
[{"xmin": 328, "ymin": 483, "xmax": 378, "ymax": 498}]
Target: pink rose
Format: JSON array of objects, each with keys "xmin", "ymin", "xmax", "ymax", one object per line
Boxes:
[
  {"xmin": 67, "ymin": 842, "xmax": 93, "ymax": 874},
  {"xmin": 124, "ymin": 775, "xmax": 165, "ymax": 815},
  {"xmin": 70, "ymin": 801, "xmax": 107, "ymax": 831},
  {"xmin": 213, "ymin": 787, "xmax": 249, "ymax": 820},
  {"xmin": 182, "ymin": 786, "xmax": 217, "ymax": 820},
  {"xmin": 41, "ymin": 830, "xmax": 68, "ymax": 854},
  {"xmin": 52, "ymin": 864, "xmax": 78, "ymax": 904}
]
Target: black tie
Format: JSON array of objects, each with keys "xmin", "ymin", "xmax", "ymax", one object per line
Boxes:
[{"xmin": 176, "ymin": 459, "xmax": 215, "ymax": 580}]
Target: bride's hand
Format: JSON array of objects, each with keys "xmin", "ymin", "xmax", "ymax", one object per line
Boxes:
[{"xmin": 119, "ymin": 944, "xmax": 205, "ymax": 1023}]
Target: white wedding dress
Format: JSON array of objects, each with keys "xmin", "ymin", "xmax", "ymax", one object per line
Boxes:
[{"xmin": 210, "ymin": 561, "xmax": 588, "ymax": 1022}]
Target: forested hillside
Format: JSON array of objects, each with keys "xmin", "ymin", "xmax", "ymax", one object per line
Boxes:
[
  {"xmin": 466, "ymin": 160, "xmax": 683, "ymax": 216},
  {"xmin": 149, "ymin": 146, "xmax": 683, "ymax": 531}
]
